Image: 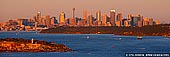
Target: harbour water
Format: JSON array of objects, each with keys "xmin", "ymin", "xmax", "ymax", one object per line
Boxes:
[{"xmin": 0, "ymin": 32, "xmax": 170, "ymax": 57}]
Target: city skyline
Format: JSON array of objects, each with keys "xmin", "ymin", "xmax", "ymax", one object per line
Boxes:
[{"xmin": 1, "ymin": 0, "xmax": 170, "ymax": 23}]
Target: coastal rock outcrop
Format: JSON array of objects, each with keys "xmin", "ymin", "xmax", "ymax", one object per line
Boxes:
[{"xmin": 0, "ymin": 38, "xmax": 72, "ymax": 52}]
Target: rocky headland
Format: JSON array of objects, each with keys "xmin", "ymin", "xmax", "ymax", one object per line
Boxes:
[{"xmin": 0, "ymin": 38, "xmax": 72, "ymax": 52}]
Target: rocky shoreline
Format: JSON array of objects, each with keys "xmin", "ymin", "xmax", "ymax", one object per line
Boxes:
[{"xmin": 0, "ymin": 38, "xmax": 72, "ymax": 52}]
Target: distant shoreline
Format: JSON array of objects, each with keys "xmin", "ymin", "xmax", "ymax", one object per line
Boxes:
[
  {"xmin": 0, "ymin": 31, "xmax": 168, "ymax": 36},
  {"xmin": 40, "ymin": 24, "xmax": 170, "ymax": 36}
]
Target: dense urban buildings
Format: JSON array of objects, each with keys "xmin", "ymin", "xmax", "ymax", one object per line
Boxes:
[{"xmin": 0, "ymin": 8, "xmax": 161, "ymax": 31}]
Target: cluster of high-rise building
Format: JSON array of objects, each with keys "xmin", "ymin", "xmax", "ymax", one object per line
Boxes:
[{"xmin": 0, "ymin": 8, "xmax": 160, "ymax": 31}]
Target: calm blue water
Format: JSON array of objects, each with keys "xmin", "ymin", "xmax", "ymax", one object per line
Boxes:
[{"xmin": 0, "ymin": 31, "xmax": 170, "ymax": 57}]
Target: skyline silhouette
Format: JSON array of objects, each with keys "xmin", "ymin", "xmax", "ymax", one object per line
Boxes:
[{"xmin": 1, "ymin": 0, "xmax": 170, "ymax": 23}]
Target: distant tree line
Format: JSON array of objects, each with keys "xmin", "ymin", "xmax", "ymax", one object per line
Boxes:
[{"xmin": 40, "ymin": 24, "xmax": 170, "ymax": 36}]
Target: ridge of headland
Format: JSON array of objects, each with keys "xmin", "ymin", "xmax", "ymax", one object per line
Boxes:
[{"xmin": 0, "ymin": 38, "xmax": 72, "ymax": 52}]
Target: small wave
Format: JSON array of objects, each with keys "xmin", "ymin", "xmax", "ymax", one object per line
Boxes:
[{"xmin": 138, "ymin": 48, "xmax": 146, "ymax": 50}]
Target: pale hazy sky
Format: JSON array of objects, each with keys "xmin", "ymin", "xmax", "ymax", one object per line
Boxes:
[{"xmin": 0, "ymin": 0, "xmax": 170, "ymax": 23}]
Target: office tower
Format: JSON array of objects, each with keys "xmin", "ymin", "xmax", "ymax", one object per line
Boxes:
[
  {"xmin": 110, "ymin": 9, "xmax": 116, "ymax": 26},
  {"xmin": 116, "ymin": 21, "xmax": 121, "ymax": 27},
  {"xmin": 35, "ymin": 11, "xmax": 41, "ymax": 23},
  {"xmin": 155, "ymin": 19, "xmax": 160, "ymax": 25},
  {"xmin": 102, "ymin": 14, "xmax": 107, "ymax": 26},
  {"xmin": 17, "ymin": 19, "xmax": 23, "ymax": 27},
  {"xmin": 72, "ymin": 8, "xmax": 75, "ymax": 18},
  {"xmin": 65, "ymin": 18, "xmax": 69, "ymax": 25},
  {"xmin": 41, "ymin": 16, "xmax": 46, "ymax": 25},
  {"xmin": 116, "ymin": 12, "xmax": 123, "ymax": 21},
  {"xmin": 122, "ymin": 19, "xmax": 127, "ymax": 26},
  {"xmin": 69, "ymin": 18, "xmax": 76, "ymax": 26},
  {"xmin": 83, "ymin": 10, "xmax": 87, "ymax": 19},
  {"xmin": 131, "ymin": 14, "xmax": 141, "ymax": 26},
  {"xmin": 44, "ymin": 15, "xmax": 51, "ymax": 27},
  {"xmin": 78, "ymin": 18, "xmax": 86, "ymax": 26},
  {"xmin": 128, "ymin": 14, "xmax": 132, "ymax": 20},
  {"xmin": 138, "ymin": 21, "xmax": 143, "ymax": 27},
  {"xmin": 59, "ymin": 12, "xmax": 65, "ymax": 26},
  {"xmin": 116, "ymin": 12, "xmax": 123, "ymax": 26},
  {"xmin": 96, "ymin": 10, "xmax": 101, "ymax": 21},
  {"xmin": 124, "ymin": 20, "xmax": 130, "ymax": 27},
  {"xmin": 140, "ymin": 16, "xmax": 143, "ymax": 21},
  {"xmin": 38, "ymin": 18, "xmax": 43, "ymax": 25},
  {"xmin": 88, "ymin": 12, "xmax": 93, "ymax": 26},
  {"xmin": 51, "ymin": 17, "xmax": 56, "ymax": 25},
  {"xmin": 127, "ymin": 14, "xmax": 132, "ymax": 26},
  {"xmin": 143, "ymin": 17, "xmax": 149, "ymax": 26},
  {"xmin": 96, "ymin": 10, "xmax": 101, "ymax": 26},
  {"xmin": 149, "ymin": 18, "xmax": 153, "ymax": 25},
  {"xmin": 34, "ymin": 11, "xmax": 41, "ymax": 30}
]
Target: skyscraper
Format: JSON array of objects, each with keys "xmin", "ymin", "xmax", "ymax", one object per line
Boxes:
[
  {"xmin": 88, "ymin": 12, "xmax": 93, "ymax": 26},
  {"xmin": 124, "ymin": 20, "xmax": 130, "ymax": 27},
  {"xmin": 51, "ymin": 17, "xmax": 56, "ymax": 25},
  {"xmin": 116, "ymin": 21, "xmax": 121, "ymax": 27},
  {"xmin": 143, "ymin": 17, "xmax": 149, "ymax": 26},
  {"xmin": 72, "ymin": 8, "xmax": 75, "ymax": 18},
  {"xmin": 117, "ymin": 12, "xmax": 123, "ymax": 21},
  {"xmin": 131, "ymin": 14, "xmax": 141, "ymax": 26},
  {"xmin": 102, "ymin": 14, "xmax": 107, "ymax": 26},
  {"xmin": 45, "ymin": 15, "xmax": 51, "ymax": 27},
  {"xmin": 34, "ymin": 11, "xmax": 41, "ymax": 30},
  {"xmin": 96, "ymin": 10, "xmax": 101, "ymax": 21},
  {"xmin": 149, "ymin": 18, "xmax": 153, "ymax": 25},
  {"xmin": 69, "ymin": 18, "xmax": 76, "ymax": 26},
  {"xmin": 17, "ymin": 19, "xmax": 23, "ymax": 27},
  {"xmin": 83, "ymin": 10, "xmax": 87, "ymax": 19},
  {"xmin": 138, "ymin": 20, "xmax": 143, "ymax": 27},
  {"xmin": 110, "ymin": 9, "xmax": 116, "ymax": 26},
  {"xmin": 35, "ymin": 11, "xmax": 41, "ymax": 22},
  {"xmin": 128, "ymin": 14, "xmax": 132, "ymax": 20},
  {"xmin": 116, "ymin": 12, "xmax": 123, "ymax": 26},
  {"xmin": 127, "ymin": 14, "xmax": 132, "ymax": 26},
  {"xmin": 155, "ymin": 19, "xmax": 160, "ymax": 25},
  {"xmin": 96, "ymin": 10, "xmax": 101, "ymax": 26},
  {"xmin": 41, "ymin": 16, "xmax": 46, "ymax": 25},
  {"xmin": 59, "ymin": 12, "xmax": 65, "ymax": 26}
]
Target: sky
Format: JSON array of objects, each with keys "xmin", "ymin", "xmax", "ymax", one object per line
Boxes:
[{"xmin": 0, "ymin": 0, "xmax": 170, "ymax": 23}]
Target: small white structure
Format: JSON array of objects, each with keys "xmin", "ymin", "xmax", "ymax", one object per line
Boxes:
[{"xmin": 31, "ymin": 38, "xmax": 34, "ymax": 44}]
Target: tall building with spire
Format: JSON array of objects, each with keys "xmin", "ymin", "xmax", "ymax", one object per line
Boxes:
[
  {"xmin": 110, "ymin": 9, "xmax": 116, "ymax": 26},
  {"xmin": 72, "ymin": 8, "xmax": 75, "ymax": 18}
]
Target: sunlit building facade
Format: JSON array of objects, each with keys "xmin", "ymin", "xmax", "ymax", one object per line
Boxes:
[{"xmin": 110, "ymin": 9, "xmax": 116, "ymax": 26}]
